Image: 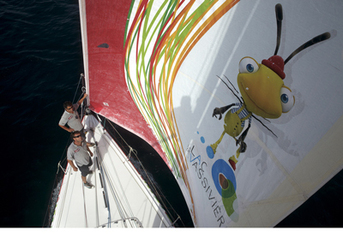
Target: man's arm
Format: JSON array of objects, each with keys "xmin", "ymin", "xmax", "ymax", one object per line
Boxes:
[
  {"xmin": 77, "ymin": 93, "xmax": 88, "ymax": 106},
  {"xmin": 67, "ymin": 159, "xmax": 78, "ymax": 171},
  {"xmin": 87, "ymin": 146, "xmax": 93, "ymax": 157},
  {"xmin": 58, "ymin": 124, "xmax": 74, "ymax": 133}
]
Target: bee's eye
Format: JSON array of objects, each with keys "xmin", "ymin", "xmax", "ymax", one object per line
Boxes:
[
  {"xmin": 239, "ymin": 57, "xmax": 259, "ymax": 74},
  {"xmin": 280, "ymin": 87, "xmax": 295, "ymax": 113}
]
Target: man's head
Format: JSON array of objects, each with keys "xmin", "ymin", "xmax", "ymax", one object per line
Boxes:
[
  {"xmin": 71, "ymin": 131, "xmax": 82, "ymax": 141},
  {"xmin": 63, "ymin": 101, "xmax": 73, "ymax": 113}
]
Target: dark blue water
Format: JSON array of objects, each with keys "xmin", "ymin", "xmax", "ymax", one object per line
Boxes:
[
  {"xmin": 0, "ymin": 0, "xmax": 342, "ymax": 227},
  {"xmin": 0, "ymin": 0, "xmax": 83, "ymax": 227}
]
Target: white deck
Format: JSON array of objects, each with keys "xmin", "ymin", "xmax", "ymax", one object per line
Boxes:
[{"xmin": 51, "ymin": 114, "xmax": 172, "ymax": 228}]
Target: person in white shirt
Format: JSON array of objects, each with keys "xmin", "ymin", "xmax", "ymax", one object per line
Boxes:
[
  {"xmin": 67, "ymin": 130, "xmax": 93, "ymax": 189},
  {"xmin": 58, "ymin": 93, "xmax": 88, "ymax": 133}
]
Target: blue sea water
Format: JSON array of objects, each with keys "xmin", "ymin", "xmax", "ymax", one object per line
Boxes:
[
  {"xmin": 0, "ymin": 0, "xmax": 342, "ymax": 227},
  {"xmin": 0, "ymin": 0, "xmax": 83, "ymax": 226}
]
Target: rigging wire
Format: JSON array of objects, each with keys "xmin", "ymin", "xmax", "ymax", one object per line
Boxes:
[
  {"xmin": 93, "ymin": 114, "xmax": 145, "ymax": 227},
  {"xmin": 72, "ymin": 74, "xmax": 84, "ymax": 104},
  {"xmin": 91, "ymin": 122, "xmax": 148, "ymax": 228},
  {"xmin": 98, "ymin": 114, "xmax": 185, "ymax": 227},
  {"xmin": 91, "ymin": 132, "xmax": 113, "ymax": 228},
  {"xmin": 92, "ymin": 122, "xmax": 163, "ymax": 228}
]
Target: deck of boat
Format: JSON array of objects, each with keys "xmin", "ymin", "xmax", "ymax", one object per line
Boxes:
[{"xmin": 51, "ymin": 114, "xmax": 172, "ymax": 228}]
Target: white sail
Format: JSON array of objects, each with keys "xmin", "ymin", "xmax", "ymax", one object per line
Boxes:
[{"xmin": 124, "ymin": 0, "xmax": 343, "ymax": 226}]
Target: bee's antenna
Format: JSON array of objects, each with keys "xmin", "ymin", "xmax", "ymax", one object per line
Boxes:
[
  {"xmin": 284, "ymin": 32, "xmax": 331, "ymax": 64},
  {"xmin": 217, "ymin": 75, "xmax": 243, "ymax": 104},
  {"xmin": 224, "ymin": 75, "xmax": 239, "ymax": 94},
  {"xmin": 274, "ymin": 3, "xmax": 283, "ymax": 56},
  {"xmin": 252, "ymin": 114, "xmax": 277, "ymax": 138}
]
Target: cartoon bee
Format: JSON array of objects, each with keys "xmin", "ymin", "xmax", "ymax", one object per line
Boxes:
[{"xmin": 209, "ymin": 3, "xmax": 330, "ymax": 171}]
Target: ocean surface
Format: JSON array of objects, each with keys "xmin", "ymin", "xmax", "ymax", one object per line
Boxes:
[{"xmin": 0, "ymin": 0, "xmax": 342, "ymax": 227}]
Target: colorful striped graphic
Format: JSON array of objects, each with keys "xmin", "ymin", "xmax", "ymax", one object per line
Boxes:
[{"xmin": 124, "ymin": 0, "xmax": 239, "ymax": 182}]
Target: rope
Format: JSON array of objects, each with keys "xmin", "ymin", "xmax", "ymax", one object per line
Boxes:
[
  {"xmin": 57, "ymin": 160, "xmax": 66, "ymax": 174},
  {"xmin": 171, "ymin": 215, "xmax": 181, "ymax": 227},
  {"xmin": 127, "ymin": 147, "xmax": 137, "ymax": 160}
]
